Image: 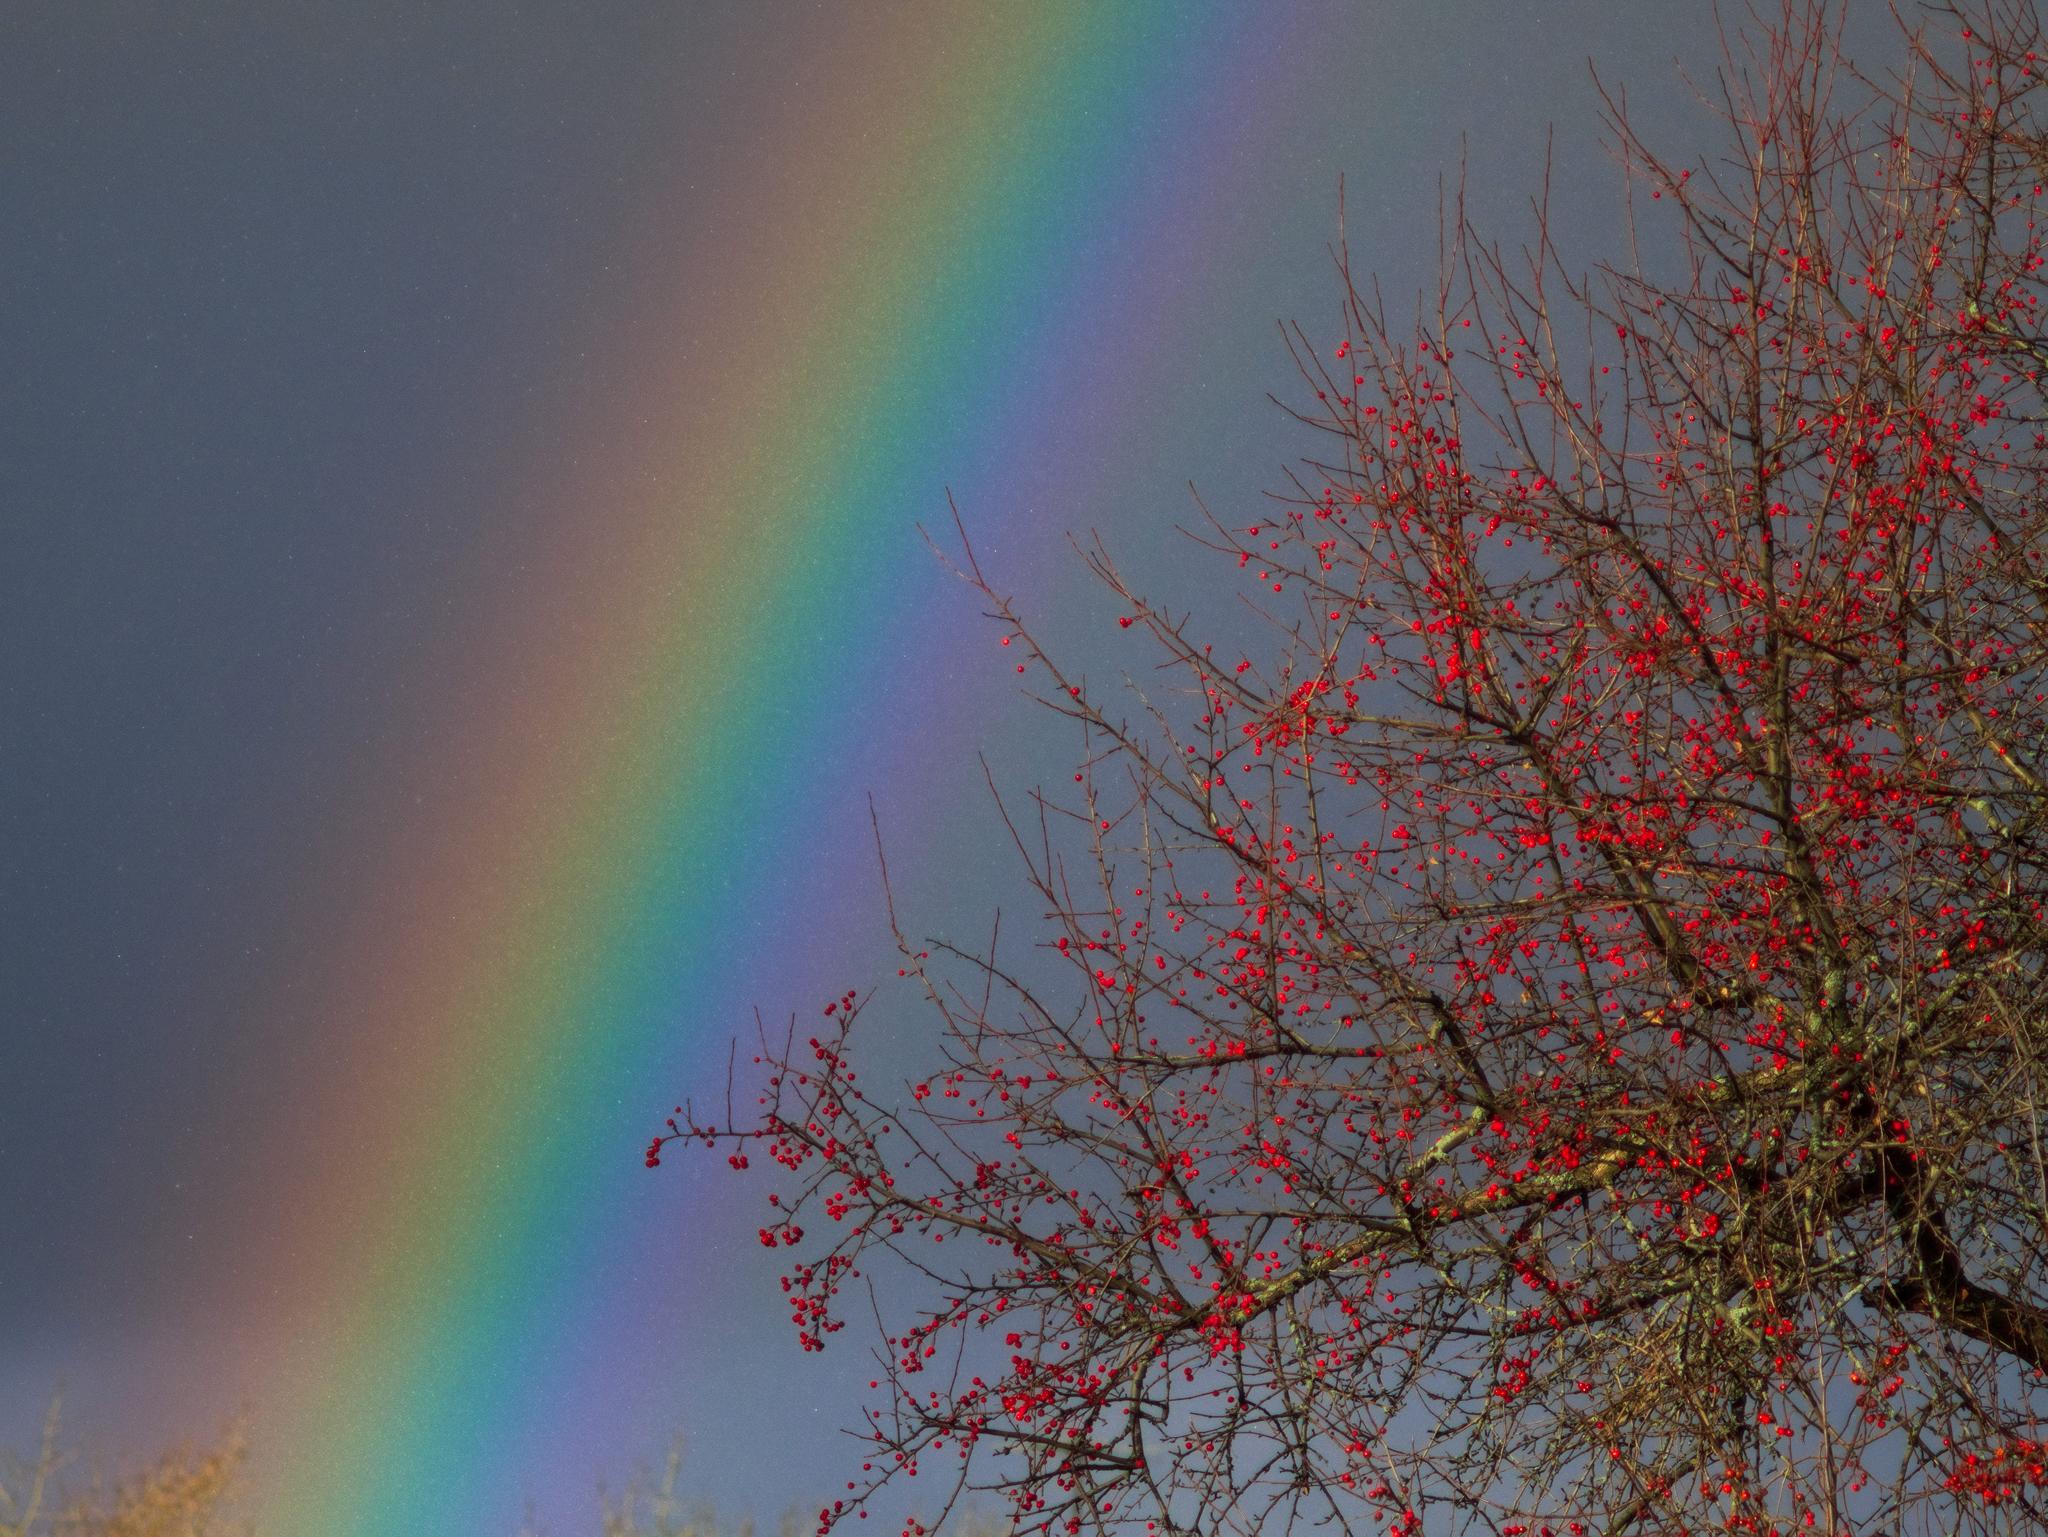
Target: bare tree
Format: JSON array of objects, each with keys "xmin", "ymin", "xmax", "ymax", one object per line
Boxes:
[
  {"xmin": 0, "ymin": 1395, "xmax": 248, "ymax": 1537},
  {"xmin": 658, "ymin": 3, "xmax": 2048, "ymax": 1533}
]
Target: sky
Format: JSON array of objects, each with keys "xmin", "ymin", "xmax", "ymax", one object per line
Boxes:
[{"xmin": 0, "ymin": 4, "xmax": 1835, "ymax": 1532}]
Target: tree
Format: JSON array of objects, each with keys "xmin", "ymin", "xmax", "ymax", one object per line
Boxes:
[
  {"xmin": 657, "ymin": 3, "xmax": 2048, "ymax": 1532},
  {"xmin": 0, "ymin": 1396, "xmax": 248, "ymax": 1537}
]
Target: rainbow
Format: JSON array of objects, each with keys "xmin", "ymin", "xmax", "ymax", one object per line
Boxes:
[{"xmin": 199, "ymin": 6, "xmax": 1308, "ymax": 1532}]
